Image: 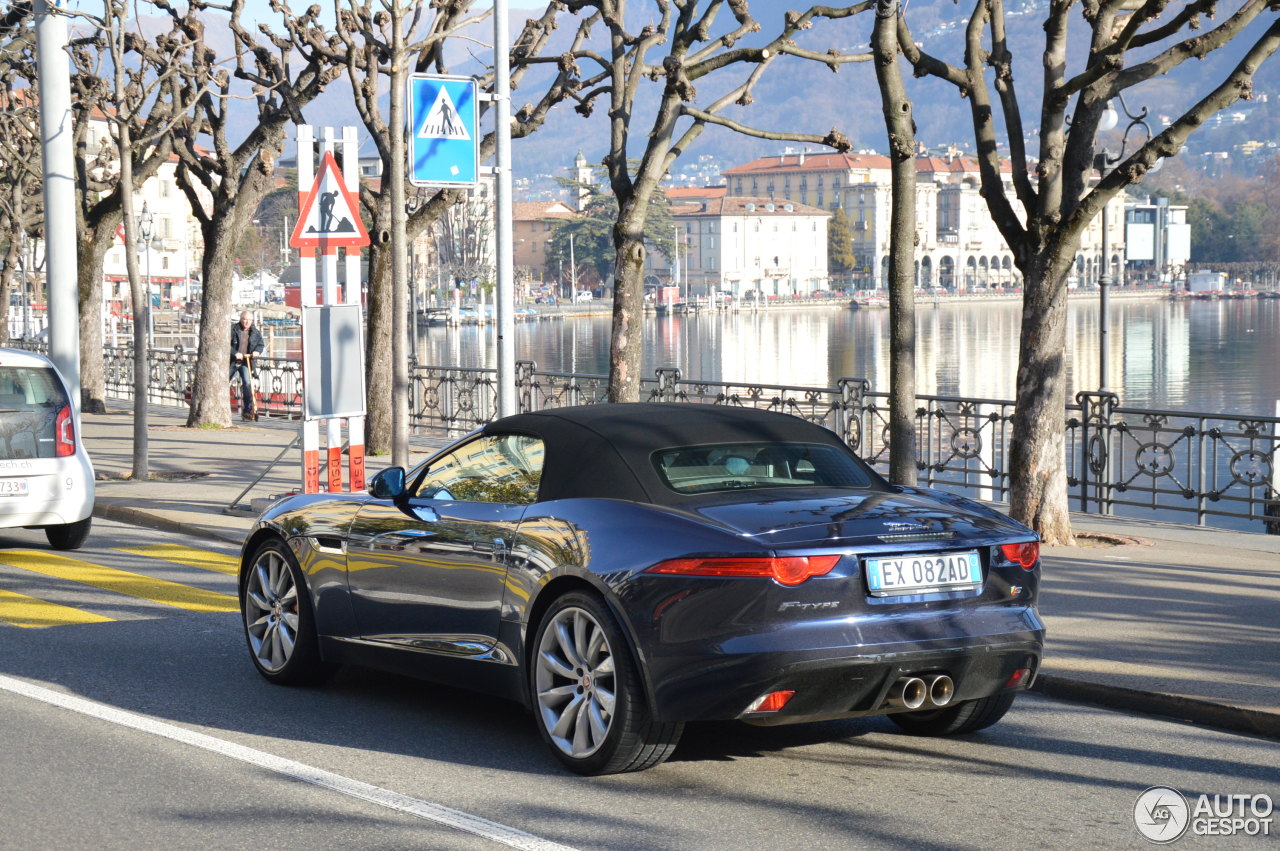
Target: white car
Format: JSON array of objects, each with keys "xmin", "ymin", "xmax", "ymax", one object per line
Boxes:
[
  {"xmin": 574, "ymin": 291, "xmax": 594, "ymax": 302},
  {"xmin": 0, "ymin": 349, "xmax": 95, "ymax": 549}
]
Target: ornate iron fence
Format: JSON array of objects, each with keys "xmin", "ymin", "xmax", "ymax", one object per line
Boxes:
[
  {"xmin": 100, "ymin": 347, "xmax": 305, "ymax": 415},
  {"xmin": 93, "ymin": 348, "xmax": 1280, "ymax": 532},
  {"xmin": 1072, "ymin": 391, "xmax": 1280, "ymax": 530}
]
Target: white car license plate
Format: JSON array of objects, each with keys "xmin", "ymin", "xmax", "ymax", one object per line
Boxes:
[
  {"xmin": 0, "ymin": 478, "xmax": 28, "ymax": 497},
  {"xmin": 865, "ymin": 551, "xmax": 982, "ymax": 597}
]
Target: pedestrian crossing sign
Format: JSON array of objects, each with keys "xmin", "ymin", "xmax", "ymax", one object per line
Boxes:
[
  {"xmin": 290, "ymin": 151, "xmax": 370, "ymax": 252},
  {"xmin": 409, "ymin": 74, "xmax": 479, "ymax": 188}
]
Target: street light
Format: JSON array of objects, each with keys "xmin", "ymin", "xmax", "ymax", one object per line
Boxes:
[
  {"xmin": 1092, "ymin": 93, "xmax": 1155, "ymax": 393},
  {"xmin": 138, "ymin": 202, "xmax": 155, "ymax": 350}
]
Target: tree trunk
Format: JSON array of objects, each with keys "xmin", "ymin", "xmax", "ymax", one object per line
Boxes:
[
  {"xmin": 874, "ymin": 0, "xmax": 918, "ymax": 486},
  {"xmin": 77, "ymin": 221, "xmax": 114, "ymax": 414},
  {"xmin": 606, "ymin": 217, "xmax": 646, "ymax": 404},
  {"xmin": 0, "ymin": 234, "xmax": 17, "ymax": 342},
  {"xmin": 364, "ymin": 217, "xmax": 393, "ymax": 455},
  {"xmin": 1009, "ymin": 252, "xmax": 1074, "ymax": 544},
  {"xmin": 186, "ymin": 216, "xmax": 243, "ymax": 428}
]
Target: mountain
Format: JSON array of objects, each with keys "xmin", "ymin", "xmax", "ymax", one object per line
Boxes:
[
  {"xmin": 203, "ymin": 1, "xmax": 1279, "ymax": 194},
  {"xmin": 498, "ymin": 0, "xmax": 1280, "ymax": 193}
]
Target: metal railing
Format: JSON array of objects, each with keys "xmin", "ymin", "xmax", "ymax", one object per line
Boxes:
[{"xmin": 93, "ymin": 347, "xmax": 1280, "ymax": 532}]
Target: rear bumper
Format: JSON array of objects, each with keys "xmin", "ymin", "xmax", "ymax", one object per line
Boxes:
[
  {"xmin": 637, "ymin": 608, "xmax": 1045, "ymax": 723},
  {"xmin": 0, "ymin": 458, "xmax": 95, "ymax": 529}
]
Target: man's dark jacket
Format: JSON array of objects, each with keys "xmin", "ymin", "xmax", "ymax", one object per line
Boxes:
[{"xmin": 230, "ymin": 323, "xmax": 265, "ymax": 363}]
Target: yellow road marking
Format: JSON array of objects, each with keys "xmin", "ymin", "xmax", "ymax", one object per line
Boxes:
[
  {"xmin": 0, "ymin": 550, "xmax": 238, "ymax": 614},
  {"xmin": 114, "ymin": 544, "xmax": 238, "ymax": 576},
  {"xmin": 0, "ymin": 588, "xmax": 115, "ymax": 629}
]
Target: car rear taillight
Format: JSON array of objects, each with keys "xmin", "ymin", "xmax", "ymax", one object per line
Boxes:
[
  {"xmin": 54, "ymin": 405, "xmax": 75, "ymax": 457},
  {"xmin": 645, "ymin": 555, "xmax": 840, "ymax": 586},
  {"xmin": 1000, "ymin": 542, "xmax": 1039, "ymax": 570}
]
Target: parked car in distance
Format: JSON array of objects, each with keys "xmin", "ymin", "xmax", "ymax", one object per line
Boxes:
[
  {"xmin": 574, "ymin": 291, "xmax": 594, "ymax": 302},
  {"xmin": 239, "ymin": 404, "xmax": 1044, "ymax": 775},
  {"xmin": 0, "ymin": 349, "xmax": 95, "ymax": 549}
]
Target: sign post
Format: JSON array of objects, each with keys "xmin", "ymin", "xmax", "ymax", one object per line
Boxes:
[
  {"xmin": 408, "ymin": 75, "xmax": 479, "ymax": 188},
  {"xmin": 291, "ymin": 126, "xmax": 370, "ymax": 494}
]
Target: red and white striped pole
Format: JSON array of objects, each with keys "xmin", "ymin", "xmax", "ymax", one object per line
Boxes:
[
  {"xmin": 341, "ymin": 125, "xmax": 367, "ymax": 491},
  {"xmin": 297, "ymin": 126, "xmax": 321, "ymax": 494}
]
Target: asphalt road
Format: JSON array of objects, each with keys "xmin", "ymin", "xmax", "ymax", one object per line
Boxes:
[{"xmin": 1, "ymin": 520, "xmax": 1277, "ymax": 850}]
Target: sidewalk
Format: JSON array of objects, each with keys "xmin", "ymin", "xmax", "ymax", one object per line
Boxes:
[{"xmin": 82, "ymin": 404, "xmax": 1279, "ymax": 740}]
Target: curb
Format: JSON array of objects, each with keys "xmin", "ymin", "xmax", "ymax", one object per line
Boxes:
[
  {"xmin": 1033, "ymin": 674, "xmax": 1280, "ymax": 741},
  {"xmin": 92, "ymin": 503, "xmax": 244, "ymax": 547}
]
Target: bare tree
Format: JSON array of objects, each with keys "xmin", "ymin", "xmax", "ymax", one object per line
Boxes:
[
  {"xmin": 60, "ymin": 2, "xmax": 203, "ymax": 418},
  {"xmin": 521, "ymin": 0, "xmax": 871, "ymax": 402},
  {"xmin": 432, "ymin": 188, "xmax": 495, "ymax": 287},
  {"xmin": 0, "ymin": 63, "xmax": 42, "ymax": 342},
  {"xmin": 899, "ymin": 1, "xmax": 1280, "ymax": 543},
  {"xmin": 166, "ymin": 0, "xmax": 337, "ymax": 428},
  {"xmin": 89, "ymin": 0, "xmax": 213, "ymax": 478},
  {"xmin": 872, "ymin": 0, "xmax": 916, "ymax": 485},
  {"xmin": 282, "ymin": 0, "xmax": 573, "ymax": 455}
]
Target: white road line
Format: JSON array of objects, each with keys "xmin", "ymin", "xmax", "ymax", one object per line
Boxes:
[{"xmin": 0, "ymin": 674, "xmax": 576, "ymax": 851}]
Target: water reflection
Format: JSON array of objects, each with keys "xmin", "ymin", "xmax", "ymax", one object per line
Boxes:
[{"xmin": 256, "ymin": 298, "xmax": 1279, "ymax": 417}]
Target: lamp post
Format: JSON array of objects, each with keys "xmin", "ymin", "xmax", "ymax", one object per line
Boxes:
[
  {"xmin": 1091, "ymin": 93, "xmax": 1154, "ymax": 393},
  {"xmin": 138, "ymin": 202, "xmax": 154, "ymax": 350}
]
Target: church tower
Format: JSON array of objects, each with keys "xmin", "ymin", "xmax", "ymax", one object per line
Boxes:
[{"xmin": 572, "ymin": 151, "xmax": 593, "ymax": 211}]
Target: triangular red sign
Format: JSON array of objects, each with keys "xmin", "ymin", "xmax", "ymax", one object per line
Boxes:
[{"xmin": 290, "ymin": 151, "xmax": 371, "ymax": 252}]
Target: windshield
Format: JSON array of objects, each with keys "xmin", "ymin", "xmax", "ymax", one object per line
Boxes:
[
  {"xmin": 0, "ymin": 366, "xmax": 69, "ymax": 460},
  {"xmin": 652, "ymin": 442, "xmax": 874, "ymax": 495}
]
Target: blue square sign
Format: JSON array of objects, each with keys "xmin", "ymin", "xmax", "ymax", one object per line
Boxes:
[{"xmin": 409, "ymin": 75, "xmax": 479, "ymax": 188}]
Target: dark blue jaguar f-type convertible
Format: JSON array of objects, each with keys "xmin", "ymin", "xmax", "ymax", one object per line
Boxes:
[{"xmin": 239, "ymin": 404, "xmax": 1044, "ymax": 775}]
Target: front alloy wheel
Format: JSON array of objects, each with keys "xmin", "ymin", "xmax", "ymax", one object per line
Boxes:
[
  {"xmin": 241, "ymin": 539, "xmax": 332, "ymax": 685},
  {"xmin": 531, "ymin": 592, "xmax": 681, "ymax": 775}
]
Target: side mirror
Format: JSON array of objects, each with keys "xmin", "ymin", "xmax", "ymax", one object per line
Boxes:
[{"xmin": 368, "ymin": 466, "xmax": 406, "ymax": 500}]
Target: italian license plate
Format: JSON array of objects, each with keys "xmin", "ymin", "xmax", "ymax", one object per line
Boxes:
[
  {"xmin": 865, "ymin": 551, "xmax": 982, "ymax": 597},
  {"xmin": 0, "ymin": 478, "xmax": 28, "ymax": 497}
]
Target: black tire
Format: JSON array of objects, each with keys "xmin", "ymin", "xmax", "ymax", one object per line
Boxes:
[
  {"xmin": 529, "ymin": 591, "xmax": 683, "ymax": 775},
  {"xmin": 889, "ymin": 692, "xmax": 1017, "ymax": 736},
  {"xmin": 240, "ymin": 538, "xmax": 334, "ymax": 686},
  {"xmin": 46, "ymin": 517, "xmax": 91, "ymax": 551}
]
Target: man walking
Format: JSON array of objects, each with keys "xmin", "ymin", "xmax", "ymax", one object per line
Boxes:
[{"xmin": 230, "ymin": 311, "xmax": 265, "ymax": 421}]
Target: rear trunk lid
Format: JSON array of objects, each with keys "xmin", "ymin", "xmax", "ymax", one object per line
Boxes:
[{"xmin": 690, "ymin": 488, "xmax": 1023, "ymax": 549}]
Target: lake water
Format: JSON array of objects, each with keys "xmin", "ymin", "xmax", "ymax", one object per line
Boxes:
[{"xmin": 404, "ymin": 297, "xmax": 1280, "ymax": 418}]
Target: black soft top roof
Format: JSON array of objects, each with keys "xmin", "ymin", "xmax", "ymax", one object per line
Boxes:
[{"xmin": 482, "ymin": 403, "xmax": 869, "ymax": 505}]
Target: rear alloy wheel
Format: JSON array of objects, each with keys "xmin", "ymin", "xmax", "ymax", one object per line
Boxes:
[
  {"xmin": 531, "ymin": 591, "xmax": 682, "ymax": 775},
  {"xmin": 241, "ymin": 538, "xmax": 333, "ymax": 686},
  {"xmin": 45, "ymin": 517, "xmax": 91, "ymax": 550},
  {"xmin": 889, "ymin": 692, "xmax": 1017, "ymax": 736}
]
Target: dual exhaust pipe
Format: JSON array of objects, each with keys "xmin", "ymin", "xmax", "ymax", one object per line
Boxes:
[{"xmin": 885, "ymin": 674, "xmax": 954, "ymax": 710}]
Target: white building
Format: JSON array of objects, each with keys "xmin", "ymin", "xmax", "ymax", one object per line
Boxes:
[
  {"xmin": 722, "ymin": 150, "xmax": 1124, "ymax": 291},
  {"xmin": 648, "ymin": 195, "xmax": 831, "ymax": 298},
  {"xmin": 1125, "ymin": 197, "xmax": 1191, "ymax": 284},
  {"xmin": 85, "ymin": 116, "xmax": 202, "ymax": 309}
]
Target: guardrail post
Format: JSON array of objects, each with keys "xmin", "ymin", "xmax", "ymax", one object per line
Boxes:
[
  {"xmin": 1268, "ymin": 400, "xmax": 1280, "ymax": 535},
  {"xmin": 516, "ymin": 360, "xmax": 536, "ymax": 413},
  {"xmin": 977, "ymin": 403, "xmax": 995, "ymax": 503},
  {"xmin": 654, "ymin": 367, "xmax": 681, "ymax": 402},
  {"xmin": 408, "ymin": 355, "xmax": 419, "ymax": 432},
  {"xmin": 1075, "ymin": 391, "xmax": 1118, "ymax": 516},
  {"xmin": 835, "ymin": 378, "xmax": 868, "ymax": 453}
]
